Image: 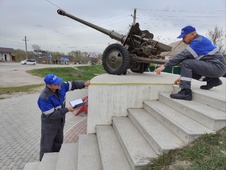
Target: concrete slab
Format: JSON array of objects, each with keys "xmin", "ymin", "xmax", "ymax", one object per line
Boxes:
[
  {"xmin": 88, "ymin": 72, "xmax": 225, "ymax": 133},
  {"xmin": 128, "ymin": 108, "xmax": 184, "ymax": 154},
  {"xmin": 96, "ymin": 126, "xmax": 131, "ymax": 170},
  {"xmin": 23, "ymin": 162, "xmax": 40, "ymax": 170},
  {"xmin": 78, "ymin": 134, "xmax": 102, "ymax": 170},
  {"xmin": 113, "ymin": 117, "xmax": 157, "ymax": 170},
  {"xmin": 144, "ymin": 100, "xmax": 214, "ymax": 143},
  {"xmin": 159, "ymin": 93, "xmax": 226, "ymax": 131},
  {"xmin": 87, "ymin": 72, "xmax": 179, "ymax": 133},
  {"xmin": 173, "ymin": 77, "xmax": 226, "ymax": 112},
  {"xmin": 90, "ymin": 72, "xmax": 179, "ymax": 84},
  {"xmin": 186, "ymin": 77, "xmax": 226, "ymax": 102},
  {"xmin": 56, "ymin": 143, "xmax": 78, "ymax": 170},
  {"xmin": 38, "ymin": 153, "xmax": 59, "ymax": 170},
  {"xmin": 192, "ymin": 91, "xmax": 226, "ymax": 112}
]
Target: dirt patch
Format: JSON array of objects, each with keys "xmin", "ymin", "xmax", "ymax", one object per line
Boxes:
[{"xmin": 169, "ymin": 160, "xmax": 192, "ymax": 169}]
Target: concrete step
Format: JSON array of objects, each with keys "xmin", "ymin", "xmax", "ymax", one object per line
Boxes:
[
  {"xmin": 56, "ymin": 143, "xmax": 78, "ymax": 170},
  {"xmin": 78, "ymin": 134, "xmax": 102, "ymax": 170},
  {"xmin": 159, "ymin": 93, "xmax": 226, "ymax": 131},
  {"xmin": 143, "ymin": 100, "xmax": 214, "ymax": 143},
  {"xmin": 128, "ymin": 108, "xmax": 184, "ymax": 154},
  {"xmin": 96, "ymin": 125, "xmax": 131, "ymax": 170},
  {"xmin": 173, "ymin": 85, "xmax": 226, "ymax": 112},
  {"xmin": 38, "ymin": 153, "xmax": 59, "ymax": 170},
  {"xmin": 23, "ymin": 162, "xmax": 40, "ymax": 170},
  {"xmin": 113, "ymin": 117, "xmax": 158, "ymax": 170}
]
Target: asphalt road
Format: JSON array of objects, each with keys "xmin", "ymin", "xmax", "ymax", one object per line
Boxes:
[{"xmin": 0, "ymin": 62, "xmax": 79, "ymax": 87}]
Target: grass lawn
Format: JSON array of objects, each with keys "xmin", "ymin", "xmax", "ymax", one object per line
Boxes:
[
  {"xmin": 27, "ymin": 65, "xmax": 106, "ymax": 82},
  {"xmin": 143, "ymin": 127, "xmax": 226, "ymax": 170},
  {"xmin": 0, "ymin": 65, "xmax": 105, "ymax": 96},
  {"xmin": 0, "ymin": 84, "xmax": 43, "ymax": 95}
]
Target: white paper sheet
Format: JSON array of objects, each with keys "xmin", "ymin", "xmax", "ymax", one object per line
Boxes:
[{"xmin": 69, "ymin": 98, "xmax": 84, "ymax": 107}]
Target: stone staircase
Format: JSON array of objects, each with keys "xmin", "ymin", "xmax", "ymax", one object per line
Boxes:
[{"xmin": 23, "ymin": 87, "xmax": 226, "ymax": 170}]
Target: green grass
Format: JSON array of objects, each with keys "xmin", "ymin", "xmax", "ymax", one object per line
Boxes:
[
  {"xmin": 0, "ymin": 65, "xmax": 105, "ymax": 96},
  {"xmin": 27, "ymin": 65, "xmax": 105, "ymax": 81},
  {"xmin": 0, "ymin": 84, "xmax": 43, "ymax": 95},
  {"xmin": 143, "ymin": 127, "xmax": 226, "ymax": 170}
]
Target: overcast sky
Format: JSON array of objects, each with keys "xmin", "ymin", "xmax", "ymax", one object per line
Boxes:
[{"xmin": 0, "ymin": 0, "xmax": 225, "ymax": 54}]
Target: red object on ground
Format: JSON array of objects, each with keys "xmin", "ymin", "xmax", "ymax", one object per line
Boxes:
[{"xmin": 74, "ymin": 96, "xmax": 88, "ymax": 115}]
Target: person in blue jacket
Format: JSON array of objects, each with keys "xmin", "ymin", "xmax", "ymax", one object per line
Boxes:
[
  {"xmin": 155, "ymin": 26, "xmax": 226, "ymax": 101},
  {"xmin": 37, "ymin": 73, "xmax": 90, "ymax": 160}
]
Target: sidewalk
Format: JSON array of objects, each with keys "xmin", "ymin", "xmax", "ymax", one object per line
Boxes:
[
  {"xmin": 64, "ymin": 118, "xmax": 87, "ymax": 143},
  {"xmin": 0, "ymin": 89, "xmax": 87, "ymax": 170}
]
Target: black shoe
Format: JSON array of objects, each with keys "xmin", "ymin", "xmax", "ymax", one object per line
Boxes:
[
  {"xmin": 170, "ymin": 89, "xmax": 192, "ymax": 101},
  {"xmin": 200, "ymin": 78, "xmax": 222, "ymax": 90}
]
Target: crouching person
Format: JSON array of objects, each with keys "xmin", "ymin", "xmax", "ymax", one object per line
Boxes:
[
  {"xmin": 37, "ymin": 73, "xmax": 90, "ymax": 161},
  {"xmin": 155, "ymin": 26, "xmax": 226, "ymax": 101}
]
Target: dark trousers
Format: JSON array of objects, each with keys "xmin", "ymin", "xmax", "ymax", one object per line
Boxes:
[
  {"xmin": 39, "ymin": 121, "xmax": 64, "ymax": 161},
  {"xmin": 179, "ymin": 58, "xmax": 226, "ymax": 89}
]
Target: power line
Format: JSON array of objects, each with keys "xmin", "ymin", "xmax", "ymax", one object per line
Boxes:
[
  {"xmin": 45, "ymin": 0, "xmax": 62, "ymax": 9},
  {"xmin": 137, "ymin": 8, "xmax": 226, "ymax": 14}
]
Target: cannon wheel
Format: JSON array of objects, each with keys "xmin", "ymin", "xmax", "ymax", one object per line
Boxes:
[
  {"xmin": 131, "ymin": 63, "xmax": 150, "ymax": 73},
  {"xmin": 102, "ymin": 43, "xmax": 130, "ymax": 75}
]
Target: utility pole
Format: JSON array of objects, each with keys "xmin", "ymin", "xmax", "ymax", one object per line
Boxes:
[
  {"xmin": 132, "ymin": 8, "xmax": 137, "ymax": 25},
  {"xmin": 23, "ymin": 36, "xmax": 29, "ymax": 59}
]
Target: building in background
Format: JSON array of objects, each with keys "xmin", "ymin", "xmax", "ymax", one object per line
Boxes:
[
  {"xmin": 160, "ymin": 41, "xmax": 187, "ymax": 60},
  {"xmin": 0, "ymin": 47, "xmax": 15, "ymax": 61}
]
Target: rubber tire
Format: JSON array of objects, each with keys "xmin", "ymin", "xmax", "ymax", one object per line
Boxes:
[
  {"xmin": 102, "ymin": 43, "xmax": 130, "ymax": 75},
  {"xmin": 131, "ymin": 63, "xmax": 149, "ymax": 73}
]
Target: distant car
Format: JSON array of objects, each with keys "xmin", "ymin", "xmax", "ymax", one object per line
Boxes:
[{"xmin": 21, "ymin": 59, "xmax": 36, "ymax": 65}]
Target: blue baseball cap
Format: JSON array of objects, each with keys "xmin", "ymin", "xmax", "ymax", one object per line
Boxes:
[
  {"xmin": 177, "ymin": 26, "xmax": 196, "ymax": 38},
  {"xmin": 44, "ymin": 74, "xmax": 63, "ymax": 85}
]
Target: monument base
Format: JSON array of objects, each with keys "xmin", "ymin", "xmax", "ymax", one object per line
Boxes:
[{"xmin": 87, "ymin": 72, "xmax": 180, "ymax": 133}]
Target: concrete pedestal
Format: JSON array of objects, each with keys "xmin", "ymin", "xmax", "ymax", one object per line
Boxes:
[{"xmin": 87, "ymin": 72, "xmax": 179, "ymax": 133}]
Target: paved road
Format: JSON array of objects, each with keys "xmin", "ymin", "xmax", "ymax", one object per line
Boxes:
[
  {"xmin": 0, "ymin": 62, "xmax": 88, "ymax": 170},
  {"xmin": 0, "ymin": 62, "xmax": 87, "ymax": 87}
]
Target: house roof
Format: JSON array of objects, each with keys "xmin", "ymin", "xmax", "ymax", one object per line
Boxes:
[
  {"xmin": 0, "ymin": 47, "xmax": 14, "ymax": 53},
  {"xmin": 160, "ymin": 41, "xmax": 187, "ymax": 56}
]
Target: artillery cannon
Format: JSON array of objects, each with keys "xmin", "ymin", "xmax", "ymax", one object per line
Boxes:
[{"xmin": 57, "ymin": 9, "xmax": 172, "ymax": 75}]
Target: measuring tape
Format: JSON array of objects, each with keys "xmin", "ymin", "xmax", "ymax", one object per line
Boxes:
[{"xmin": 90, "ymin": 82, "xmax": 172, "ymax": 86}]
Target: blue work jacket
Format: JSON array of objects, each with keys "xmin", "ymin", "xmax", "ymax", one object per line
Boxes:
[{"xmin": 38, "ymin": 81, "xmax": 85, "ymax": 121}]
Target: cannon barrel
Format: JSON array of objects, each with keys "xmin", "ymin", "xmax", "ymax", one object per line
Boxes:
[
  {"xmin": 57, "ymin": 9, "xmax": 174, "ymax": 75},
  {"xmin": 57, "ymin": 9, "xmax": 125, "ymax": 43}
]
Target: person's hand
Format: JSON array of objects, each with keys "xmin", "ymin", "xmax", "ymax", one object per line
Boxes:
[
  {"xmin": 154, "ymin": 65, "xmax": 165, "ymax": 75},
  {"xmin": 84, "ymin": 80, "xmax": 90, "ymax": 87},
  {"xmin": 67, "ymin": 106, "xmax": 75, "ymax": 112},
  {"xmin": 174, "ymin": 78, "xmax": 180, "ymax": 85}
]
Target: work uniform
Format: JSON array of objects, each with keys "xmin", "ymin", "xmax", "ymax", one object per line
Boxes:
[
  {"xmin": 37, "ymin": 80, "xmax": 85, "ymax": 161},
  {"xmin": 164, "ymin": 34, "xmax": 226, "ymax": 89}
]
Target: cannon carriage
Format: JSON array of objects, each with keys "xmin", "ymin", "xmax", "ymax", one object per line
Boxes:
[{"xmin": 57, "ymin": 9, "xmax": 172, "ymax": 75}]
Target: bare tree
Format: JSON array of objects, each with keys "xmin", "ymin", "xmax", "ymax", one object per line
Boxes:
[
  {"xmin": 207, "ymin": 26, "xmax": 225, "ymax": 54},
  {"xmin": 32, "ymin": 44, "xmax": 41, "ymax": 51}
]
